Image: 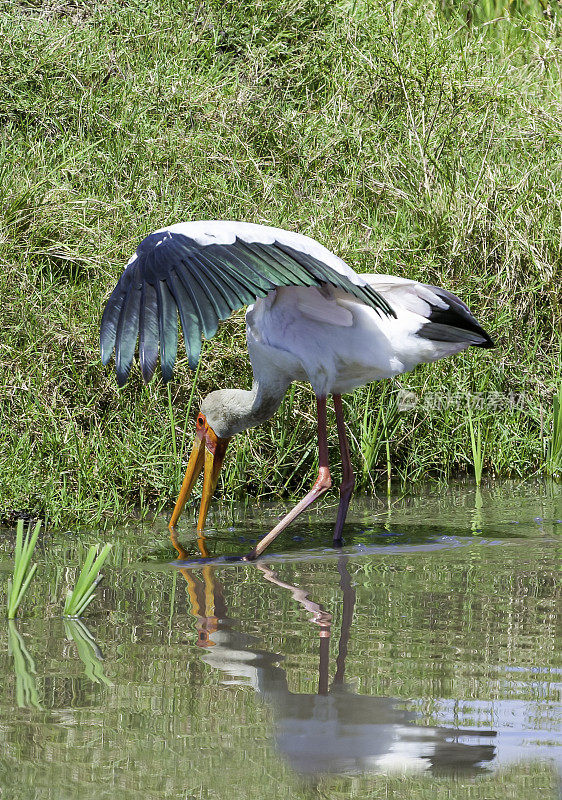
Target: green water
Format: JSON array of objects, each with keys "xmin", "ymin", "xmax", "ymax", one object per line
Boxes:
[{"xmin": 0, "ymin": 482, "xmax": 560, "ymax": 799}]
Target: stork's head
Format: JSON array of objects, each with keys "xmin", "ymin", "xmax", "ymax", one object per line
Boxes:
[
  {"xmin": 168, "ymin": 408, "xmax": 230, "ymax": 532},
  {"xmin": 168, "ymin": 386, "xmax": 284, "ymax": 534}
]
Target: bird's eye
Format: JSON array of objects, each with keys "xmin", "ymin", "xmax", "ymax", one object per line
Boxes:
[{"xmin": 196, "ymin": 414, "xmax": 205, "ymax": 429}]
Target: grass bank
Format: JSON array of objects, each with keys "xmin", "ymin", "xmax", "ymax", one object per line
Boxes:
[{"xmin": 1, "ymin": 0, "xmax": 561, "ymax": 526}]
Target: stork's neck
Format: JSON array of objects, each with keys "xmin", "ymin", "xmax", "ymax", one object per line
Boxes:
[
  {"xmin": 200, "ymin": 376, "xmax": 290, "ymax": 439},
  {"xmin": 200, "ymin": 324, "xmax": 296, "ymax": 438}
]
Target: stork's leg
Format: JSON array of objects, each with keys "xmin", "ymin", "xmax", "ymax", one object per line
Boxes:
[
  {"xmin": 332, "ymin": 394, "xmax": 355, "ymax": 542},
  {"xmin": 245, "ymin": 396, "xmax": 332, "ymax": 560}
]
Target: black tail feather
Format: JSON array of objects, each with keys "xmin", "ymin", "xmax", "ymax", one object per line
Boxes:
[{"xmin": 419, "ymin": 286, "xmax": 495, "ymax": 349}]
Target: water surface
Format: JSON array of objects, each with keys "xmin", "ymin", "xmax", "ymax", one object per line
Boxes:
[{"xmin": 0, "ymin": 482, "xmax": 560, "ymax": 799}]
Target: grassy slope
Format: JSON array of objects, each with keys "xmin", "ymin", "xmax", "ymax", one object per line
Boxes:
[{"xmin": 0, "ymin": 0, "xmax": 561, "ymax": 525}]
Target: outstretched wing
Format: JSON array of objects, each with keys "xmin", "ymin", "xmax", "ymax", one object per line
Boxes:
[{"xmin": 100, "ymin": 220, "xmax": 395, "ymax": 386}]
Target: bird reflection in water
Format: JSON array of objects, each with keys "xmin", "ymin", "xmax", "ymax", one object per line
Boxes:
[{"xmin": 171, "ymin": 532, "xmax": 496, "ymax": 778}]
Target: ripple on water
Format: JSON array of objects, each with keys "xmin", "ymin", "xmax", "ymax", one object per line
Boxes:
[{"xmin": 0, "ymin": 481, "xmax": 560, "ymax": 797}]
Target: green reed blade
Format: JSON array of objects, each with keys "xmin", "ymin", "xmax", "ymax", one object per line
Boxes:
[
  {"xmin": 546, "ymin": 377, "xmax": 562, "ymax": 478},
  {"xmin": 7, "ymin": 519, "xmax": 41, "ymax": 619},
  {"xmin": 467, "ymin": 402, "xmax": 485, "ymax": 486},
  {"xmin": 63, "ymin": 544, "xmax": 112, "ymax": 618},
  {"xmin": 9, "ymin": 563, "xmax": 38, "ymax": 618}
]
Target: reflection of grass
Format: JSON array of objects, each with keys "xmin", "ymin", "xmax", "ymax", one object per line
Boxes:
[
  {"xmin": 63, "ymin": 544, "xmax": 112, "ymax": 618},
  {"xmin": 64, "ymin": 619, "xmax": 113, "ymax": 686},
  {"xmin": 7, "ymin": 520, "xmax": 41, "ymax": 619},
  {"xmin": 471, "ymin": 486, "xmax": 484, "ymax": 535},
  {"xmin": 320, "ymin": 765, "xmax": 556, "ymax": 800},
  {"xmin": 7, "ymin": 620, "xmax": 42, "ymax": 709}
]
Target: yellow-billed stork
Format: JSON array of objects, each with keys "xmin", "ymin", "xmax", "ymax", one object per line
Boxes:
[{"xmin": 100, "ymin": 221, "xmax": 494, "ymax": 557}]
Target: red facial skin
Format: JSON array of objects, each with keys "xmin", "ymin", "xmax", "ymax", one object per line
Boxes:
[{"xmin": 195, "ymin": 412, "xmax": 230, "ymax": 460}]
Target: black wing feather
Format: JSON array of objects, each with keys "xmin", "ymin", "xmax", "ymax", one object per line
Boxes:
[
  {"xmin": 139, "ymin": 282, "xmax": 159, "ymax": 382},
  {"xmin": 167, "ymin": 270, "xmax": 202, "ymax": 369},
  {"xmin": 100, "ymin": 282, "xmax": 127, "ymax": 365},
  {"xmin": 257, "ymin": 243, "xmax": 320, "ymax": 286},
  {"xmin": 253, "ymin": 244, "xmax": 317, "ymax": 286},
  {"xmin": 190, "ymin": 250, "xmax": 259, "ymax": 309},
  {"xmin": 175, "ymin": 259, "xmax": 219, "ymax": 341},
  {"xmin": 205, "ymin": 245, "xmax": 276, "ymax": 296},
  {"xmin": 156, "ymin": 279, "xmax": 178, "ymax": 384},
  {"xmin": 182, "ymin": 254, "xmax": 233, "ymax": 321},
  {"xmin": 115, "ymin": 281, "xmax": 141, "ymax": 387},
  {"xmin": 233, "ymin": 241, "xmax": 311, "ymax": 286},
  {"xmin": 100, "ymin": 228, "xmax": 395, "ymax": 384},
  {"xmin": 277, "ymin": 243, "xmax": 395, "ymax": 315}
]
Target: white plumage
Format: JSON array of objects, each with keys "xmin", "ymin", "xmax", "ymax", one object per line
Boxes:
[{"xmin": 246, "ymin": 279, "xmax": 477, "ymax": 398}]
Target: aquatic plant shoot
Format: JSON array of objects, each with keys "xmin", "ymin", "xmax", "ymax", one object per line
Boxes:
[
  {"xmin": 62, "ymin": 544, "xmax": 112, "ymax": 618},
  {"xmin": 7, "ymin": 520, "xmax": 41, "ymax": 620}
]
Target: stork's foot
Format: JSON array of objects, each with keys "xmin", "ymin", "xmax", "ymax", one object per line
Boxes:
[{"xmin": 245, "ymin": 467, "xmax": 332, "ymax": 560}]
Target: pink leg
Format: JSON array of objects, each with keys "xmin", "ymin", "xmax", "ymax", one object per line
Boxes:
[
  {"xmin": 246, "ymin": 396, "xmax": 332, "ymax": 560},
  {"xmin": 332, "ymin": 394, "xmax": 355, "ymax": 542}
]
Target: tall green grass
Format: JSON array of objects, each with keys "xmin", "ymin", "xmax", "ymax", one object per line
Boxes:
[
  {"xmin": 467, "ymin": 403, "xmax": 486, "ymax": 486},
  {"xmin": 359, "ymin": 386, "xmax": 399, "ymax": 494},
  {"xmin": 546, "ymin": 379, "xmax": 562, "ymax": 478},
  {"xmin": 0, "ymin": 0, "xmax": 561, "ymax": 525},
  {"xmin": 7, "ymin": 520, "xmax": 41, "ymax": 619}
]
